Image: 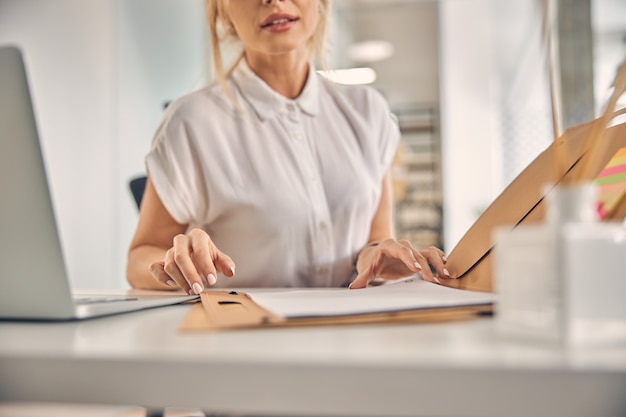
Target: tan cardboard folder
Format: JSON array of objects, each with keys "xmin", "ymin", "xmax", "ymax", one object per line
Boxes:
[
  {"xmin": 444, "ymin": 107, "xmax": 626, "ymax": 293},
  {"xmin": 180, "ymin": 286, "xmax": 494, "ymax": 332},
  {"xmin": 445, "ymin": 62, "xmax": 626, "ymax": 293}
]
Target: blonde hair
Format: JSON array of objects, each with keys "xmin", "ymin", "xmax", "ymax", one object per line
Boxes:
[{"xmin": 204, "ymin": 0, "xmax": 331, "ymax": 94}]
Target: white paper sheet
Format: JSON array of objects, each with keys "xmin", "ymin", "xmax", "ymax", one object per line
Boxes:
[{"xmin": 247, "ymin": 277, "xmax": 496, "ymax": 319}]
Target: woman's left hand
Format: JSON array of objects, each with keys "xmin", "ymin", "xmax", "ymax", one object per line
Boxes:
[{"xmin": 349, "ymin": 239, "xmax": 449, "ymax": 289}]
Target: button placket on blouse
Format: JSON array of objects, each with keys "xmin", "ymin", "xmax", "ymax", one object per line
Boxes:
[
  {"xmin": 316, "ymin": 220, "xmax": 333, "ymax": 279},
  {"xmin": 284, "ymin": 104, "xmax": 334, "ymax": 283}
]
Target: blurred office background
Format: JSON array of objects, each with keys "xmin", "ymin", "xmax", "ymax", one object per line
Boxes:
[{"xmin": 0, "ymin": 0, "xmax": 624, "ymax": 288}]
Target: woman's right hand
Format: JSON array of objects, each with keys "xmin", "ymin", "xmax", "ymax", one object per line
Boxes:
[{"xmin": 149, "ymin": 228, "xmax": 236, "ymax": 295}]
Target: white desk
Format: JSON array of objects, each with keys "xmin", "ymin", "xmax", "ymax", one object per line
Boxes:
[{"xmin": 1, "ymin": 289, "xmax": 626, "ymax": 417}]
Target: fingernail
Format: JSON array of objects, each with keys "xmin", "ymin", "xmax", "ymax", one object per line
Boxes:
[
  {"xmin": 166, "ymin": 279, "xmax": 177, "ymax": 288},
  {"xmin": 207, "ymin": 274, "xmax": 217, "ymax": 286},
  {"xmin": 443, "ymin": 268, "xmax": 450, "ymax": 278},
  {"xmin": 433, "ymin": 275, "xmax": 441, "ymax": 284},
  {"xmin": 192, "ymin": 282, "xmax": 203, "ymax": 295},
  {"xmin": 414, "ymin": 262, "xmax": 422, "ymax": 270},
  {"xmin": 442, "ymin": 255, "xmax": 448, "ymax": 262},
  {"xmin": 229, "ymin": 266, "xmax": 236, "ymax": 277}
]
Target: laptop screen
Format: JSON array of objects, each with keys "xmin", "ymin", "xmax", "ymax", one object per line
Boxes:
[{"xmin": 0, "ymin": 46, "xmax": 75, "ymax": 318}]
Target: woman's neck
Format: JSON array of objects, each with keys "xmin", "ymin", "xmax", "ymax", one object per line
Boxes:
[{"xmin": 245, "ymin": 50, "xmax": 310, "ymax": 99}]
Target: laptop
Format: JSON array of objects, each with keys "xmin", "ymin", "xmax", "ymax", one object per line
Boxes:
[{"xmin": 0, "ymin": 45, "xmax": 198, "ymax": 320}]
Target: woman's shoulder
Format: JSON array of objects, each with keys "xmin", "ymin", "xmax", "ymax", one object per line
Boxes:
[
  {"xmin": 152, "ymin": 80, "xmax": 240, "ymax": 148},
  {"xmin": 165, "ymin": 81, "xmax": 235, "ymax": 122}
]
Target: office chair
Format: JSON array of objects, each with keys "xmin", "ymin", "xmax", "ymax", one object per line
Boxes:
[{"xmin": 129, "ymin": 175, "xmax": 147, "ymax": 210}]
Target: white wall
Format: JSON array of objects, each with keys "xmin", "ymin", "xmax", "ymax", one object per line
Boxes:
[
  {"xmin": 0, "ymin": 0, "xmax": 117, "ymax": 288},
  {"xmin": 345, "ymin": 1, "xmax": 440, "ymax": 107},
  {"xmin": 592, "ymin": 0, "xmax": 626, "ymax": 113},
  {"xmin": 439, "ymin": 0, "xmax": 500, "ymax": 252},
  {"xmin": 438, "ymin": 0, "xmax": 555, "ymax": 252}
]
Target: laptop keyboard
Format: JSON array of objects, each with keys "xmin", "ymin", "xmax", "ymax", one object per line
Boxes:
[{"xmin": 74, "ymin": 296, "xmax": 138, "ymax": 305}]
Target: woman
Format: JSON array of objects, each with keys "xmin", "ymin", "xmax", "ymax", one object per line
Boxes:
[{"xmin": 127, "ymin": 0, "xmax": 450, "ymax": 295}]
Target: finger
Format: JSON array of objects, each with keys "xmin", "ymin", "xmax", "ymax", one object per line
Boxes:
[
  {"xmin": 213, "ymin": 249, "xmax": 236, "ymax": 278},
  {"xmin": 162, "ymin": 249, "xmax": 193, "ymax": 295},
  {"xmin": 172, "ymin": 234, "xmax": 206, "ymax": 294},
  {"xmin": 149, "ymin": 261, "xmax": 179, "ymax": 289},
  {"xmin": 422, "ymin": 247, "xmax": 451, "ymax": 280},
  {"xmin": 412, "ymin": 250, "xmax": 437, "ymax": 283},
  {"xmin": 393, "ymin": 240, "xmax": 424, "ymax": 274},
  {"xmin": 349, "ymin": 263, "xmax": 375, "ymax": 289},
  {"xmin": 401, "ymin": 241, "xmax": 447, "ymax": 282},
  {"xmin": 165, "ymin": 234, "xmax": 204, "ymax": 294},
  {"xmin": 193, "ymin": 239, "xmax": 236, "ymax": 280},
  {"xmin": 427, "ymin": 246, "xmax": 448, "ymax": 263},
  {"xmin": 187, "ymin": 230, "xmax": 220, "ymax": 286},
  {"xmin": 189, "ymin": 230, "xmax": 236, "ymax": 280}
]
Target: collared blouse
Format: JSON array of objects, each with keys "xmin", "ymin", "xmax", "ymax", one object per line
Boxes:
[{"xmin": 146, "ymin": 59, "xmax": 400, "ymax": 288}]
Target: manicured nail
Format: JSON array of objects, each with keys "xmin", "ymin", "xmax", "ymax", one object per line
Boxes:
[
  {"xmin": 433, "ymin": 275, "xmax": 441, "ymax": 284},
  {"xmin": 443, "ymin": 268, "xmax": 450, "ymax": 278},
  {"xmin": 192, "ymin": 282, "xmax": 203, "ymax": 295},
  {"xmin": 207, "ymin": 274, "xmax": 217, "ymax": 286},
  {"xmin": 442, "ymin": 255, "xmax": 448, "ymax": 262},
  {"xmin": 414, "ymin": 262, "xmax": 422, "ymax": 270},
  {"xmin": 229, "ymin": 266, "xmax": 236, "ymax": 277},
  {"xmin": 166, "ymin": 279, "xmax": 177, "ymax": 288}
]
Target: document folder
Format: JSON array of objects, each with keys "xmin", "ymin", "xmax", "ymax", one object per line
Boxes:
[{"xmin": 179, "ymin": 279, "xmax": 495, "ymax": 331}]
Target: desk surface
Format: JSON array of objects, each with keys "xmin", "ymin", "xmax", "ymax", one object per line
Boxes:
[{"xmin": 1, "ymin": 289, "xmax": 626, "ymax": 417}]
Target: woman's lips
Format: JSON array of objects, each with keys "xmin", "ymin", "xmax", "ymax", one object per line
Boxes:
[{"xmin": 260, "ymin": 14, "xmax": 298, "ymax": 31}]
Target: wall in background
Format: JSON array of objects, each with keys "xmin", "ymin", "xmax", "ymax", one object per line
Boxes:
[
  {"xmin": 0, "ymin": 0, "xmax": 117, "ymax": 288},
  {"xmin": 338, "ymin": 0, "xmax": 440, "ymax": 107},
  {"xmin": 440, "ymin": 0, "xmax": 555, "ymax": 251},
  {"xmin": 592, "ymin": 0, "xmax": 626, "ymax": 113},
  {"xmin": 439, "ymin": 0, "xmax": 500, "ymax": 251},
  {"xmin": 440, "ymin": 0, "xmax": 626, "ymax": 251}
]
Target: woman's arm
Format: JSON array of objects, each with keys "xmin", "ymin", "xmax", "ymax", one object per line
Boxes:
[
  {"xmin": 126, "ymin": 177, "xmax": 235, "ymax": 293},
  {"xmin": 127, "ymin": 177, "xmax": 187, "ymax": 290},
  {"xmin": 349, "ymin": 172, "xmax": 449, "ymax": 289}
]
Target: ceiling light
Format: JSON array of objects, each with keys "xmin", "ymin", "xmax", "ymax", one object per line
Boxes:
[
  {"xmin": 317, "ymin": 68, "xmax": 377, "ymax": 85},
  {"xmin": 348, "ymin": 40, "xmax": 395, "ymax": 63}
]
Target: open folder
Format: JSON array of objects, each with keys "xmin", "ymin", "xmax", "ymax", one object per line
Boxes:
[{"xmin": 180, "ymin": 278, "xmax": 496, "ymax": 331}]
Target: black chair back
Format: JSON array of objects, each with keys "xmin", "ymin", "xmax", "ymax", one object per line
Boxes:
[{"xmin": 129, "ymin": 176, "xmax": 147, "ymax": 210}]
